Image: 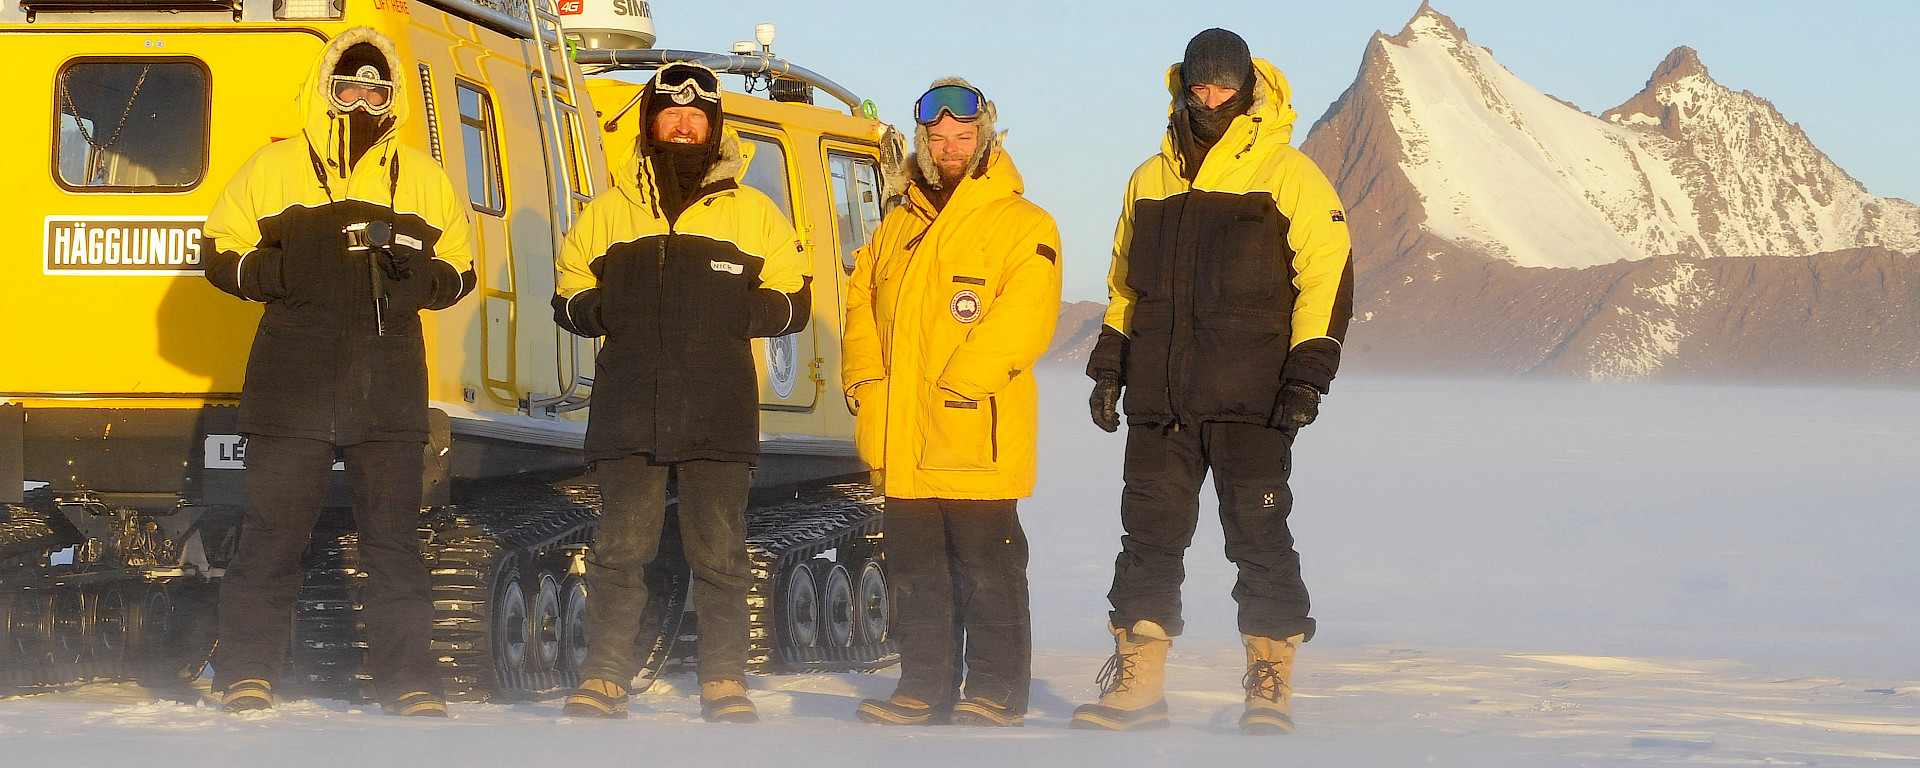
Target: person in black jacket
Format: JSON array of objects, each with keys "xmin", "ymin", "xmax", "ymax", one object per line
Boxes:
[
  {"xmin": 553, "ymin": 64, "xmax": 811, "ymax": 723},
  {"xmin": 201, "ymin": 27, "xmax": 476, "ymax": 715},
  {"xmin": 1073, "ymin": 29, "xmax": 1355, "ymax": 735}
]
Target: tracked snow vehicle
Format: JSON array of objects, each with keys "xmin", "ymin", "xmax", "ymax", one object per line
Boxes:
[{"xmin": 1, "ymin": 0, "xmax": 901, "ymax": 699}]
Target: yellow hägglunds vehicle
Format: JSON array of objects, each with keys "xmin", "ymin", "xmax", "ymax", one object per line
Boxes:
[{"xmin": 0, "ymin": 0, "xmax": 902, "ymax": 698}]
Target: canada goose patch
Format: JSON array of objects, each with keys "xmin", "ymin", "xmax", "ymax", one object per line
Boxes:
[
  {"xmin": 950, "ymin": 289, "xmax": 981, "ymax": 323},
  {"xmin": 710, "ymin": 260, "xmax": 744, "ymax": 274}
]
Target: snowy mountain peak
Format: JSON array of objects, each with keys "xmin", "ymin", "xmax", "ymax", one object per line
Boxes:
[
  {"xmin": 1648, "ymin": 45, "xmax": 1710, "ymax": 86},
  {"xmin": 1295, "ymin": 7, "xmax": 1920, "ymax": 383},
  {"xmin": 1604, "ymin": 46, "xmax": 1718, "ymax": 131},
  {"xmin": 1318, "ymin": 6, "xmax": 1920, "ymax": 269},
  {"xmin": 1402, "ymin": 1, "xmax": 1468, "ymax": 44}
]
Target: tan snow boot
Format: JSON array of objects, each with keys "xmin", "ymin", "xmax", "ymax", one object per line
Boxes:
[
  {"xmin": 701, "ymin": 679, "xmax": 758, "ymax": 723},
  {"xmin": 220, "ymin": 679, "xmax": 273, "ymax": 713},
  {"xmin": 856, "ymin": 693, "xmax": 940, "ymax": 725},
  {"xmin": 1241, "ymin": 633, "xmax": 1303, "ymax": 735},
  {"xmin": 1070, "ymin": 620, "xmax": 1172, "ymax": 731},
  {"xmin": 562, "ymin": 678, "xmax": 630, "ymax": 719}
]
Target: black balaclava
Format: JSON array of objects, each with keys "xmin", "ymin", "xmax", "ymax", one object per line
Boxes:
[
  {"xmin": 1174, "ymin": 28, "xmax": 1256, "ymax": 180},
  {"xmin": 334, "ymin": 43, "xmax": 394, "ymax": 170},
  {"xmin": 642, "ymin": 64, "xmax": 723, "ymax": 221}
]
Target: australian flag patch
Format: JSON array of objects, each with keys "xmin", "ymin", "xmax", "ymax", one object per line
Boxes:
[{"xmin": 1331, "ymin": 209, "xmax": 1346, "ymax": 223}]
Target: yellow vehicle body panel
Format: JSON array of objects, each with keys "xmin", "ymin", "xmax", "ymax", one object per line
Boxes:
[
  {"xmin": 0, "ymin": 29, "xmax": 323, "ymax": 404},
  {"xmin": 5, "ymin": 6, "xmax": 879, "ymax": 468}
]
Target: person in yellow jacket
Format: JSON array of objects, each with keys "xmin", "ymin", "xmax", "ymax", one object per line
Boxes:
[
  {"xmin": 552, "ymin": 63, "xmax": 810, "ymax": 723},
  {"xmin": 200, "ymin": 27, "xmax": 476, "ymax": 716},
  {"xmin": 843, "ymin": 78, "xmax": 1062, "ymax": 727},
  {"xmin": 1073, "ymin": 30, "xmax": 1354, "ymax": 735}
]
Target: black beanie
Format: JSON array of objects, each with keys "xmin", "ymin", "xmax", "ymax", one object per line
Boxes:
[
  {"xmin": 334, "ymin": 42, "xmax": 390, "ymax": 80},
  {"xmin": 1181, "ymin": 28, "xmax": 1253, "ymax": 91}
]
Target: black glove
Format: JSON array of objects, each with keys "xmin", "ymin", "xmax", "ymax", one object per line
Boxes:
[
  {"xmin": 1268, "ymin": 379, "xmax": 1322, "ymax": 432},
  {"xmin": 1089, "ymin": 373, "xmax": 1122, "ymax": 433},
  {"xmin": 378, "ymin": 247, "xmax": 414, "ymax": 281}
]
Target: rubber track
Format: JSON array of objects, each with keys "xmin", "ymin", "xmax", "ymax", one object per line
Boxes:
[
  {"xmin": 3, "ymin": 492, "xmax": 212, "ymax": 690},
  {"xmin": 744, "ymin": 482, "xmax": 899, "ymax": 673},
  {"xmin": 288, "ymin": 480, "xmax": 642, "ymax": 702},
  {"xmin": 276, "ymin": 477, "xmax": 897, "ymax": 700}
]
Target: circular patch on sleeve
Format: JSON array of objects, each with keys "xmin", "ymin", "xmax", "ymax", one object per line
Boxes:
[{"xmin": 949, "ymin": 290, "xmax": 982, "ymax": 323}]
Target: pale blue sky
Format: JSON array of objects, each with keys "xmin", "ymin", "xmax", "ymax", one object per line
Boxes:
[{"xmin": 650, "ymin": 0, "xmax": 1919, "ymax": 301}]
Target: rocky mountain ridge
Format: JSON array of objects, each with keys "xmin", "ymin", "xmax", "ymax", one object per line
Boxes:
[{"xmin": 1289, "ymin": 2, "xmax": 1920, "ymax": 381}]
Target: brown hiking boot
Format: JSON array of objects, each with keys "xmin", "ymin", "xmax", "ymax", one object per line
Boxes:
[
  {"xmin": 1070, "ymin": 620, "xmax": 1172, "ymax": 731},
  {"xmin": 700, "ymin": 679, "xmax": 758, "ymax": 723},
  {"xmin": 855, "ymin": 693, "xmax": 944, "ymax": 725},
  {"xmin": 1241, "ymin": 633, "xmax": 1304, "ymax": 735},
  {"xmin": 562, "ymin": 678, "xmax": 630, "ymax": 719}
]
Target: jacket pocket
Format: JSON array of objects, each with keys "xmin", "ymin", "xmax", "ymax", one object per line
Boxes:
[
  {"xmin": 917, "ymin": 381, "xmax": 997, "ymax": 472},
  {"xmin": 1207, "ymin": 207, "xmax": 1283, "ymax": 308},
  {"xmin": 851, "ymin": 378, "xmax": 888, "ymax": 470}
]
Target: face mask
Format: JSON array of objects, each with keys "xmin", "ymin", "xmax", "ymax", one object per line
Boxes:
[{"xmin": 347, "ymin": 110, "xmax": 390, "ymax": 167}]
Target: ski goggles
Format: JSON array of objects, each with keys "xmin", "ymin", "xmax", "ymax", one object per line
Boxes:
[
  {"xmin": 913, "ymin": 84, "xmax": 984, "ymax": 125},
  {"xmin": 654, "ymin": 64, "xmax": 721, "ymax": 106},
  {"xmin": 327, "ymin": 66, "xmax": 394, "ymax": 116}
]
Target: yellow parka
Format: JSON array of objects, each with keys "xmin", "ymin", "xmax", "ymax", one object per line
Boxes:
[
  {"xmin": 553, "ymin": 121, "xmax": 810, "ymax": 464},
  {"xmin": 202, "ymin": 27, "xmax": 476, "ymax": 444},
  {"xmin": 1088, "ymin": 58, "xmax": 1354, "ymax": 425},
  {"xmin": 842, "ymin": 149, "xmax": 1063, "ymax": 500}
]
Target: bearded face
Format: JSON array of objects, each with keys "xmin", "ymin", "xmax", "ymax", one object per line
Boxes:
[
  {"xmin": 924, "ymin": 116, "xmax": 980, "ymax": 187},
  {"xmin": 651, "ymin": 106, "xmax": 712, "ymax": 145}
]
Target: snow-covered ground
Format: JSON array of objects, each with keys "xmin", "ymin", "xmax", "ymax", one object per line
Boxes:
[{"xmin": 7, "ymin": 369, "xmax": 1919, "ymax": 766}]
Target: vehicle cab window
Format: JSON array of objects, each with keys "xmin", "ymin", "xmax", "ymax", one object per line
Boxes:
[
  {"xmin": 827, "ymin": 152, "xmax": 883, "ymax": 274},
  {"xmin": 456, "ymin": 81, "xmax": 505, "ymax": 215},
  {"xmin": 736, "ymin": 132, "xmax": 793, "ymax": 220},
  {"xmin": 54, "ymin": 59, "xmax": 210, "ymax": 191}
]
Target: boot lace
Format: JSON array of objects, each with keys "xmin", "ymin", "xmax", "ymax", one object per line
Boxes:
[
  {"xmin": 1243, "ymin": 660, "xmax": 1290, "ymax": 703},
  {"xmin": 1094, "ymin": 651, "xmax": 1140, "ymax": 695}
]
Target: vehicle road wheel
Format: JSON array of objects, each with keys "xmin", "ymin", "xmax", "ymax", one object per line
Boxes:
[
  {"xmin": 491, "ymin": 565, "xmax": 528, "ymax": 679},
  {"xmin": 559, "ymin": 577, "xmax": 589, "ymax": 676},
  {"xmin": 854, "ymin": 560, "xmax": 889, "ymax": 645},
  {"xmin": 527, "ymin": 571, "xmax": 562, "ymax": 674},
  {"xmin": 87, "ymin": 586, "xmax": 131, "ymax": 661},
  {"xmin": 822, "ymin": 563, "xmax": 854, "ymax": 648},
  {"xmin": 781, "ymin": 562, "xmax": 818, "ymax": 648}
]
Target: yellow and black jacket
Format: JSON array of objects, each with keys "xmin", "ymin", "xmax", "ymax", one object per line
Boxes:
[
  {"xmin": 203, "ymin": 27, "xmax": 476, "ymax": 444},
  {"xmin": 1087, "ymin": 58, "xmax": 1354, "ymax": 426},
  {"xmin": 553, "ymin": 124, "xmax": 811, "ymax": 464},
  {"xmin": 842, "ymin": 149, "xmax": 1062, "ymax": 500}
]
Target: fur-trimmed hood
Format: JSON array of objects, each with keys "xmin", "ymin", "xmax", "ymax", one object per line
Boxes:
[
  {"xmin": 910, "ymin": 77, "xmax": 998, "ymax": 191},
  {"xmin": 1157, "ymin": 58, "xmax": 1297, "ymax": 167},
  {"xmin": 612, "ymin": 62, "xmax": 750, "ymax": 214},
  {"xmin": 902, "ymin": 142, "xmax": 1026, "ymax": 219},
  {"xmin": 628, "ymin": 64, "xmax": 723, "ymax": 166},
  {"xmin": 615, "ymin": 122, "xmax": 749, "ymax": 213},
  {"xmin": 299, "ymin": 26, "xmax": 407, "ymax": 179}
]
